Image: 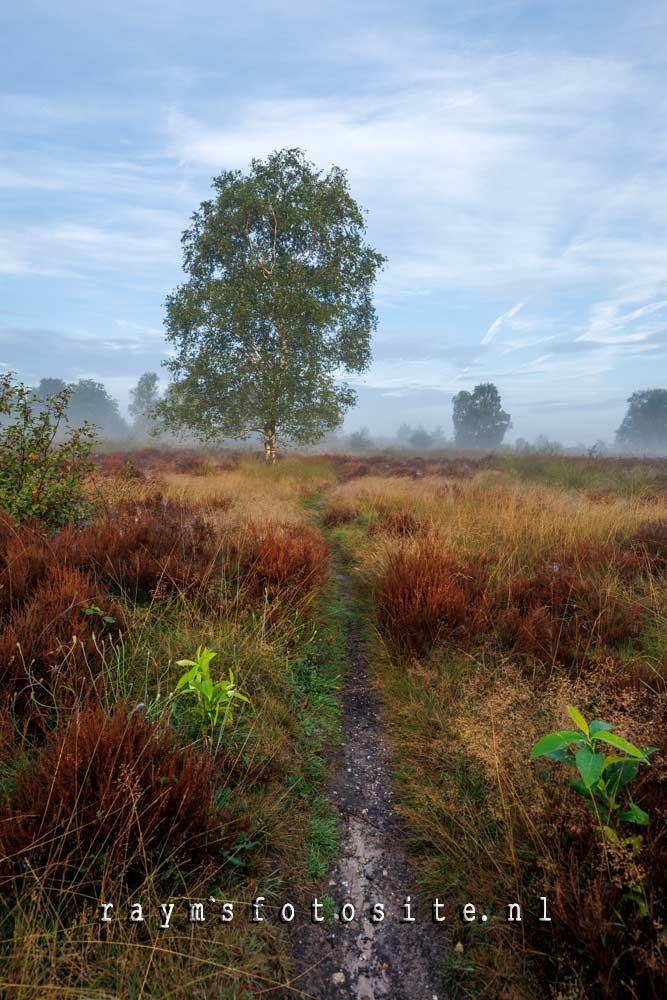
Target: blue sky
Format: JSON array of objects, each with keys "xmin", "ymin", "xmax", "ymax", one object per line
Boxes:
[{"xmin": 2, "ymin": 0, "xmax": 666, "ymax": 444}]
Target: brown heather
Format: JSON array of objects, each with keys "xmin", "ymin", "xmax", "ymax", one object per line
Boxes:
[
  {"xmin": 229, "ymin": 523, "xmax": 329, "ymax": 604},
  {"xmin": 375, "ymin": 536, "xmax": 488, "ymax": 655},
  {"xmin": 495, "ymin": 568, "xmax": 646, "ymax": 669},
  {"xmin": 628, "ymin": 520, "xmax": 667, "ymax": 574},
  {"xmin": 322, "ymin": 498, "xmax": 360, "ymax": 527},
  {"xmin": 53, "ymin": 494, "xmax": 220, "ymax": 597},
  {"xmin": 0, "ymin": 705, "xmax": 239, "ymax": 897}
]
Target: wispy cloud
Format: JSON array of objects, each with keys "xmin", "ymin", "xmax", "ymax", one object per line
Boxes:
[
  {"xmin": 2, "ymin": 0, "xmax": 667, "ymax": 442},
  {"xmin": 482, "ymin": 301, "xmax": 525, "ymax": 344}
]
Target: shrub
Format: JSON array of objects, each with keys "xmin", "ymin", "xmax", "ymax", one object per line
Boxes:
[
  {"xmin": 496, "ymin": 569, "xmax": 644, "ymax": 668},
  {"xmin": 94, "ymin": 453, "xmax": 146, "ymax": 480},
  {"xmin": 322, "ymin": 499, "xmax": 360, "ymax": 527},
  {"xmin": 0, "ymin": 512, "xmax": 51, "ymax": 617},
  {"xmin": 231, "ymin": 525, "xmax": 329, "ymax": 604},
  {"xmin": 0, "ymin": 705, "xmax": 240, "ymax": 895},
  {"xmin": 376, "ymin": 537, "xmax": 488, "ymax": 655},
  {"xmin": 53, "ymin": 494, "xmax": 220, "ymax": 597},
  {"xmin": 628, "ymin": 521, "xmax": 667, "ymax": 574},
  {"xmin": 0, "ymin": 373, "xmax": 97, "ymax": 530},
  {"xmin": 0, "ymin": 564, "xmax": 125, "ymax": 716}
]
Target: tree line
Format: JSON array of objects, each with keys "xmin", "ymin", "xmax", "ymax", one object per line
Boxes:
[{"xmin": 24, "ymin": 374, "xmax": 160, "ymax": 440}]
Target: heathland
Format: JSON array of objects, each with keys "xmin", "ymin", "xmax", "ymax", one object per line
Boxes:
[{"xmin": 1, "ymin": 448, "xmax": 667, "ymax": 998}]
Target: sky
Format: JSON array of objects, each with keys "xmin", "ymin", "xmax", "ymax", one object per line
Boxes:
[{"xmin": 2, "ymin": 0, "xmax": 667, "ymax": 445}]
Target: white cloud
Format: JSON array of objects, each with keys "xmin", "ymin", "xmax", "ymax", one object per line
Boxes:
[{"xmin": 482, "ymin": 301, "xmax": 525, "ymax": 344}]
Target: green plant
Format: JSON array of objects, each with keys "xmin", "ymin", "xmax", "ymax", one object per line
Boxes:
[
  {"xmin": 173, "ymin": 645, "xmax": 250, "ymax": 753},
  {"xmin": 0, "ymin": 372, "xmax": 97, "ymax": 529},
  {"xmin": 84, "ymin": 604, "xmax": 117, "ymax": 625},
  {"xmin": 530, "ymin": 706, "xmax": 655, "ymax": 838}
]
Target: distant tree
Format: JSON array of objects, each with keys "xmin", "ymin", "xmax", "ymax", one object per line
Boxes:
[
  {"xmin": 68, "ymin": 379, "xmax": 128, "ymax": 438},
  {"xmin": 34, "ymin": 377, "xmax": 68, "ymax": 399},
  {"xmin": 616, "ymin": 389, "xmax": 667, "ymax": 452},
  {"xmin": 129, "ymin": 372, "xmax": 160, "ymax": 435},
  {"xmin": 395, "ymin": 423, "xmax": 413, "ymax": 443},
  {"xmin": 514, "ymin": 437, "xmax": 531, "ymax": 453},
  {"xmin": 347, "ymin": 427, "xmax": 373, "ymax": 452},
  {"xmin": 452, "ymin": 383, "xmax": 511, "ymax": 449},
  {"xmin": 534, "ymin": 434, "xmax": 563, "ymax": 456},
  {"xmin": 408, "ymin": 425, "xmax": 433, "ymax": 449},
  {"xmin": 588, "ymin": 439, "xmax": 608, "ymax": 458},
  {"xmin": 155, "ymin": 148, "xmax": 386, "ymax": 462},
  {"xmin": 430, "ymin": 424, "xmax": 447, "ymax": 447}
]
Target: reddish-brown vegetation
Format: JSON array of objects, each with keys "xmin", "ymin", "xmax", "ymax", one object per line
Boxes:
[
  {"xmin": 231, "ymin": 524, "xmax": 329, "ymax": 604},
  {"xmin": 0, "ymin": 512, "xmax": 52, "ymax": 616},
  {"xmin": 628, "ymin": 520, "xmax": 667, "ymax": 574},
  {"xmin": 376, "ymin": 537, "xmax": 488, "ymax": 655},
  {"xmin": 0, "ymin": 705, "xmax": 241, "ymax": 895},
  {"xmin": 0, "ymin": 564, "xmax": 124, "ymax": 704},
  {"xmin": 94, "ymin": 448, "xmax": 239, "ymax": 478},
  {"xmin": 54, "ymin": 494, "xmax": 220, "ymax": 596},
  {"xmin": 496, "ymin": 569, "xmax": 645, "ymax": 668},
  {"xmin": 322, "ymin": 499, "xmax": 360, "ymax": 527}
]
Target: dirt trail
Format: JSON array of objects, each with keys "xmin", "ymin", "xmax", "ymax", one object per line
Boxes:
[{"xmin": 284, "ymin": 567, "xmax": 446, "ymax": 1000}]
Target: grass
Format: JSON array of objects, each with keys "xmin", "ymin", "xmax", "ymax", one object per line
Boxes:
[
  {"xmin": 330, "ymin": 456, "xmax": 667, "ymax": 998},
  {"xmin": 3, "ymin": 447, "xmax": 667, "ymax": 997},
  {"xmin": 0, "ymin": 456, "xmax": 342, "ymax": 999}
]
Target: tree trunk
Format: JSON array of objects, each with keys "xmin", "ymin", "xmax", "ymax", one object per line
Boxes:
[{"xmin": 263, "ymin": 427, "xmax": 277, "ymax": 464}]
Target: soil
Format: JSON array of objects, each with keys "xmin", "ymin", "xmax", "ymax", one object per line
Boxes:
[{"xmin": 281, "ymin": 569, "xmax": 447, "ymax": 999}]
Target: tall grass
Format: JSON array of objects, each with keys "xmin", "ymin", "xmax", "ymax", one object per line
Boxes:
[{"xmin": 333, "ymin": 461, "xmax": 667, "ymax": 997}]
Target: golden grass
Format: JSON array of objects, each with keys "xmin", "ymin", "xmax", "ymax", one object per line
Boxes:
[{"xmin": 335, "ymin": 467, "xmax": 667, "ymax": 997}]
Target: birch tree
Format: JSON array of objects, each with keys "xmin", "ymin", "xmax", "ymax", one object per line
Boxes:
[{"xmin": 157, "ymin": 148, "xmax": 386, "ymax": 462}]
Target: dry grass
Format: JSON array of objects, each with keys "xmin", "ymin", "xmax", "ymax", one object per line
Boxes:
[
  {"xmin": 6, "ymin": 448, "xmax": 667, "ymax": 997},
  {"xmin": 0, "ymin": 455, "xmax": 333, "ymax": 999},
  {"xmin": 336, "ymin": 464, "xmax": 667, "ymax": 997}
]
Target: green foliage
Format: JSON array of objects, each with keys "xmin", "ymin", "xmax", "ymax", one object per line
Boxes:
[
  {"xmin": 452, "ymin": 382, "xmax": 511, "ymax": 449},
  {"xmin": 0, "ymin": 372, "xmax": 97, "ymax": 529},
  {"xmin": 616, "ymin": 387, "xmax": 667, "ymax": 452},
  {"xmin": 84, "ymin": 605, "xmax": 117, "ymax": 625},
  {"xmin": 155, "ymin": 147, "xmax": 386, "ymax": 461},
  {"xmin": 530, "ymin": 705, "xmax": 654, "ymax": 837},
  {"xmin": 173, "ymin": 645, "xmax": 250, "ymax": 753}
]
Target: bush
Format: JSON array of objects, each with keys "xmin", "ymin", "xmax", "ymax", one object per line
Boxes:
[
  {"xmin": 53, "ymin": 494, "xmax": 220, "ymax": 597},
  {"xmin": 0, "ymin": 512, "xmax": 51, "ymax": 617},
  {"xmin": 231, "ymin": 524, "xmax": 329, "ymax": 604},
  {"xmin": 0, "ymin": 373, "xmax": 97, "ymax": 530},
  {"xmin": 628, "ymin": 521, "xmax": 667, "ymax": 574},
  {"xmin": 496, "ymin": 569, "xmax": 644, "ymax": 668},
  {"xmin": 376, "ymin": 537, "xmax": 488, "ymax": 655},
  {"xmin": 322, "ymin": 499, "xmax": 360, "ymax": 527},
  {"xmin": 0, "ymin": 705, "xmax": 240, "ymax": 895},
  {"xmin": 0, "ymin": 564, "xmax": 125, "ymax": 718}
]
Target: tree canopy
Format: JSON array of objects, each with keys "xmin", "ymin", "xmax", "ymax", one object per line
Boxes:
[
  {"xmin": 452, "ymin": 382, "xmax": 511, "ymax": 449},
  {"xmin": 616, "ymin": 388, "xmax": 667, "ymax": 452},
  {"xmin": 33, "ymin": 377, "xmax": 127, "ymax": 438},
  {"xmin": 155, "ymin": 148, "xmax": 386, "ymax": 461}
]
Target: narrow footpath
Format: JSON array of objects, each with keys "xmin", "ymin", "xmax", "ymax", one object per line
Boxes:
[{"xmin": 284, "ymin": 563, "xmax": 446, "ymax": 1000}]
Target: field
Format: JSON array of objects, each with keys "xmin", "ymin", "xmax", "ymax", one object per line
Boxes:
[{"xmin": 1, "ymin": 448, "xmax": 667, "ymax": 998}]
